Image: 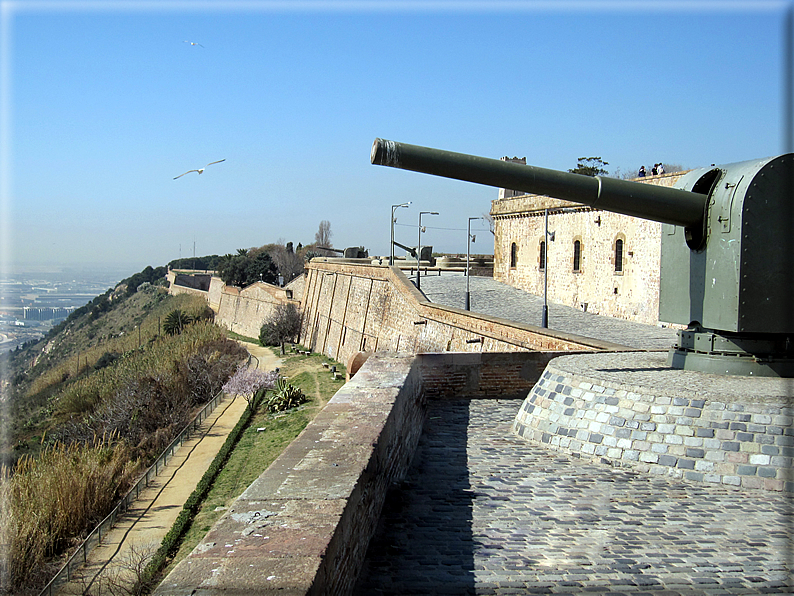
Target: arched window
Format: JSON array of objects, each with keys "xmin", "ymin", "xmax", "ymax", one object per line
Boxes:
[
  {"xmin": 615, "ymin": 238, "xmax": 624, "ymax": 273},
  {"xmin": 573, "ymin": 240, "xmax": 581, "ymax": 272},
  {"xmin": 510, "ymin": 242, "xmax": 518, "ymax": 269},
  {"xmin": 539, "ymin": 241, "xmax": 546, "ymax": 270}
]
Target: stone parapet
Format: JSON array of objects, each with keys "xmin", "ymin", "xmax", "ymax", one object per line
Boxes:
[
  {"xmin": 156, "ymin": 350, "xmax": 577, "ymax": 595},
  {"xmin": 513, "ymin": 351, "xmax": 794, "ymax": 493}
]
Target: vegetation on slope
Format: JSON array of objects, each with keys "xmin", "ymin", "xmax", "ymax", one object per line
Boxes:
[
  {"xmin": 0, "ymin": 266, "xmax": 247, "ymax": 594},
  {"xmin": 3, "ymin": 285, "xmax": 212, "ymax": 463}
]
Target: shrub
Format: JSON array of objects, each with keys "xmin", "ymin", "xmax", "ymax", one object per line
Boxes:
[
  {"xmin": 94, "ymin": 350, "xmax": 120, "ymax": 370},
  {"xmin": 163, "ymin": 309, "xmax": 194, "ymax": 336},
  {"xmin": 0, "ymin": 439, "xmax": 139, "ymax": 592}
]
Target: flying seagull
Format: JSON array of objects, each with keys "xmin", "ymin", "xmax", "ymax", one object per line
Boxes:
[
  {"xmin": 173, "ymin": 159, "xmax": 225, "ymax": 179},
  {"xmin": 183, "ymin": 40, "xmax": 204, "ymax": 47}
]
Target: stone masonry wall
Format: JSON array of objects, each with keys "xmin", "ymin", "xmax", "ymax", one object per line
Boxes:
[
  {"xmin": 492, "ymin": 172, "xmax": 685, "ymax": 326},
  {"xmin": 299, "ymin": 261, "xmax": 626, "ymax": 369},
  {"xmin": 512, "ymin": 352, "xmax": 794, "ymax": 493},
  {"xmin": 156, "ymin": 354, "xmax": 424, "ymax": 596},
  {"xmin": 215, "ymin": 281, "xmax": 300, "ymax": 339},
  {"xmin": 168, "ymin": 274, "xmax": 302, "ymax": 339}
]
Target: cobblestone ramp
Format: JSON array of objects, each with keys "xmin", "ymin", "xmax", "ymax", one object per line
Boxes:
[{"xmin": 354, "ymin": 399, "xmax": 793, "ymax": 595}]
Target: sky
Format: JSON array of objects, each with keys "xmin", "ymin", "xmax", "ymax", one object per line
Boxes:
[{"xmin": 1, "ymin": 0, "xmax": 792, "ymax": 278}]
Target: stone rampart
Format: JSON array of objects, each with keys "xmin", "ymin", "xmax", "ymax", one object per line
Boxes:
[
  {"xmin": 216, "ymin": 281, "xmax": 299, "ymax": 339},
  {"xmin": 207, "ymin": 276, "xmax": 226, "ymax": 311},
  {"xmin": 299, "ymin": 261, "xmax": 627, "ymax": 368},
  {"xmin": 512, "ymin": 352, "xmax": 794, "ymax": 493},
  {"xmin": 168, "ymin": 274, "xmax": 301, "ymax": 338}
]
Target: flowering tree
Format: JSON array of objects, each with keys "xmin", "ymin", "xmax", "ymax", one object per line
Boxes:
[{"xmin": 222, "ymin": 366, "xmax": 279, "ymax": 405}]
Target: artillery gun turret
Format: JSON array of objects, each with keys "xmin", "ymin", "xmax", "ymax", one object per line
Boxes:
[{"xmin": 371, "ymin": 138, "xmax": 794, "ymax": 377}]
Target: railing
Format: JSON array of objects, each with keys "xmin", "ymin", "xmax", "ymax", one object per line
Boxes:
[{"xmin": 37, "ymin": 354, "xmax": 253, "ymax": 596}]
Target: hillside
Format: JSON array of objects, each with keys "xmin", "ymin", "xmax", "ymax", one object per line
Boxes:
[
  {"xmin": 1, "ymin": 270, "xmax": 213, "ymax": 465},
  {"xmin": 0, "ymin": 266, "xmax": 257, "ymax": 593}
]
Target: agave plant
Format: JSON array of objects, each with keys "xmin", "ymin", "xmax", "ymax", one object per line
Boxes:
[{"xmin": 265, "ymin": 377, "xmax": 307, "ymax": 412}]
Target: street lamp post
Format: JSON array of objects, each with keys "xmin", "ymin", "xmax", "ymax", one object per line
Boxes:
[
  {"xmin": 542, "ymin": 207, "xmax": 574, "ymax": 328},
  {"xmin": 417, "ymin": 211, "xmax": 439, "ymax": 290},
  {"xmin": 466, "ymin": 217, "xmax": 483, "ymax": 311},
  {"xmin": 390, "ymin": 202, "xmax": 411, "ymax": 266},
  {"xmin": 543, "ymin": 208, "xmax": 550, "ymax": 328}
]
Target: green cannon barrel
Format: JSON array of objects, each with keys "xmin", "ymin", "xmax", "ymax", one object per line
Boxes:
[{"xmin": 371, "ymin": 138, "xmax": 707, "ymax": 229}]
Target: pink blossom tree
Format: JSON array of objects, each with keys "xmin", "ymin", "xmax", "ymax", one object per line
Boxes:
[{"xmin": 222, "ymin": 366, "xmax": 279, "ymax": 406}]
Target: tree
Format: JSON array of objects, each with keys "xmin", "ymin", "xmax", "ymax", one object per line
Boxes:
[
  {"xmin": 268, "ymin": 240, "xmax": 306, "ymax": 285},
  {"xmin": 315, "ymin": 220, "xmax": 333, "ymax": 256},
  {"xmin": 259, "ymin": 303, "xmax": 302, "ymax": 354},
  {"xmin": 222, "ymin": 366, "xmax": 279, "ymax": 406},
  {"xmin": 569, "ymin": 157, "xmax": 609, "ymax": 177},
  {"xmin": 218, "ymin": 251, "xmax": 278, "ymax": 288}
]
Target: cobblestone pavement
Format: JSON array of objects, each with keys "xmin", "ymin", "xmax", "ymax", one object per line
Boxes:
[
  {"xmin": 354, "ymin": 399, "xmax": 793, "ymax": 596},
  {"xmin": 417, "ymin": 274, "xmax": 677, "ymax": 351}
]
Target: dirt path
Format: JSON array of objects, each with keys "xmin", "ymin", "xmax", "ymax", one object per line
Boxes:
[
  {"xmin": 237, "ymin": 341, "xmax": 283, "ymax": 372},
  {"xmin": 52, "ymin": 343, "xmax": 281, "ymax": 595}
]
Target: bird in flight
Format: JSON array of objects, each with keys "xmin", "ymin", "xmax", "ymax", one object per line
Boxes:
[
  {"xmin": 183, "ymin": 40, "xmax": 204, "ymax": 47},
  {"xmin": 174, "ymin": 159, "xmax": 225, "ymax": 179}
]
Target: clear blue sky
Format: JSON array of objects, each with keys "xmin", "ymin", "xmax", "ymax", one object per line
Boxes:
[{"xmin": 2, "ymin": 1, "xmax": 791, "ymax": 276}]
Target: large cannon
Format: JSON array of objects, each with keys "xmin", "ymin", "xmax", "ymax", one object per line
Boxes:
[{"xmin": 371, "ymin": 138, "xmax": 794, "ymax": 377}]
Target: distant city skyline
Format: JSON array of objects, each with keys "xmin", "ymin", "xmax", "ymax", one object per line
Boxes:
[{"xmin": 2, "ymin": 1, "xmax": 791, "ymax": 276}]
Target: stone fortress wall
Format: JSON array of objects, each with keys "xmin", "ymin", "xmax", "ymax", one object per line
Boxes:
[
  {"xmin": 168, "ymin": 269, "xmax": 304, "ymax": 339},
  {"xmin": 491, "ymin": 171, "xmax": 685, "ymax": 326},
  {"xmin": 297, "ymin": 260, "xmax": 623, "ymax": 368}
]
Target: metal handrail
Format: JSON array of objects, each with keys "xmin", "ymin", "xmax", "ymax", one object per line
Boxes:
[{"xmin": 36, "ymin": 357, "xmax": 247, "ymax": 596}]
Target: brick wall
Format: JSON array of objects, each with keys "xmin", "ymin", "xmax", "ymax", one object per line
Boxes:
[
  {"xmin": 492, "ymin": 172, "xmax": 685, "ymax": 325},
  {"xmin": 419, "ymin": 351, "xmax": 574, "ymax": 400},
  {"xmin": 299, "ymin": 261, "xmax": 625, "ymax": 367}
]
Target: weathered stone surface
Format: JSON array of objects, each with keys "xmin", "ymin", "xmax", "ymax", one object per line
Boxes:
[
  {"xmin": 355, "ymin": 398, "xmax": 793, "ymax": 595},
  {"xmin": 156, "ymin": 354, "xmax": 425, "ymax": 596}
]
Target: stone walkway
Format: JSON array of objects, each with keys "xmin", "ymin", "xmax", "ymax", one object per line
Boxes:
[
  {"xmin": 418, "ymin": 274, "xmax": 677, "ymax": 351},
  {"xmin": 354, "ymin": 398, "xmax": 793, "ymax": 595}
]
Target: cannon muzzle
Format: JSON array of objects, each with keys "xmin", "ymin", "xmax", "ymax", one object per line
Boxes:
[{"xmin": 371, "ymin": 138, "xmax": 707, "ymax": 231}]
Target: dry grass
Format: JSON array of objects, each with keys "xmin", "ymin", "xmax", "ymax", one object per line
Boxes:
[
  {"xmin": 27, "ymin": 293, "xmax": 211, "ymax": 399},
  {"xmin": 0, "ymin": 438, "xmax": 139, "ymax": 593}
]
